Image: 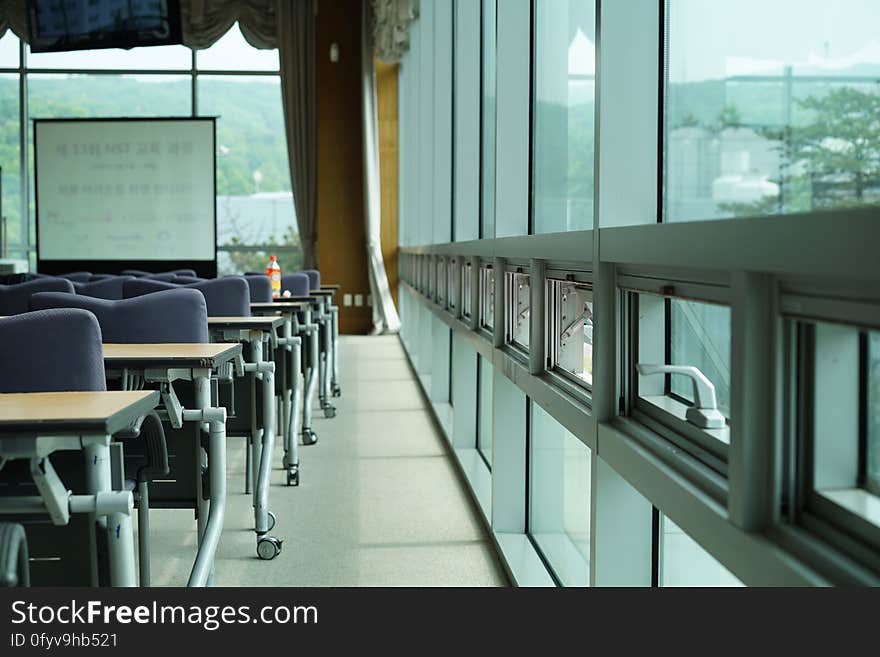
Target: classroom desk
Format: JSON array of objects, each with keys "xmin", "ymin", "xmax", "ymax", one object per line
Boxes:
[
  {"xmin": 0, "ymin": 390, "xmax": 159, "ymax": 587},
  {"xmin": 102, "ymin": 342, "xmax": 241, "ymax": 586},
  {"xmin": 251, "ymin": 301, "xmax": 321, "ymax": 452},
  {"xmin": 275, "ymin": 293, "xmax": 338, "ymax": 411},
  {"xmin": 206, "ymin": 316, "xmax": 284, "ymax": 557}
]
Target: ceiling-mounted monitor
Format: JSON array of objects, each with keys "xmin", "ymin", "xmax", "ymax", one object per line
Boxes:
[{"xmin": 26, "ymin": 0, "xmax": 182, "ymax": 53}]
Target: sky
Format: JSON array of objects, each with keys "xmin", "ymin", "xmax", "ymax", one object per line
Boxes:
[{"xmin": 0, "ymin": 22, "xmax": 278, "ymax": 72}]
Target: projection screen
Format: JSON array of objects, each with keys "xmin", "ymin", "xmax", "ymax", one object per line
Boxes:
[{"xmin": 35, "ymin": 117, "xmax": 216, "ymax": 274}]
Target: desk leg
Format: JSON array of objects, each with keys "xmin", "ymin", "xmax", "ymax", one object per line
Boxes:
[
  {"xmin": 330, "ymin": 303, "xmax": 341, "ymax": 397},
  {"xmin": 319, "ymin": 306, "xmax": 336, "ymax": 418},
  {"xmin": 284, "ymin": 334, "xmax": 302, "ymax": 486},
  {"xmin": 252, "ymin": 337, "xmax": 282, "ymax": 560},
  {"xmin": 301, "ymin": 310, "xmax": 319, "ymax": 445},
  {"xmin": 186, "ymin": 373, "xmax": 227, "ymax": 587},
  {"xmin": 84, "ymin": 438, "xmax": 136, "ymax": 587}
]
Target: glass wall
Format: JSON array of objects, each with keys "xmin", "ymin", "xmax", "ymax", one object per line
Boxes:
[
  {"xmin": 0, "ymin": 23, "xmax": 298, "ymax": 271},
  {"xmin": 480, "ymin": 0, "xmax": 497, "ymax": 239},
  {"xmin": 532, "ymin": 0, "xmax": 595, "ymax": 233},
  {"xmin": 530, "ymin": 403, "xmax": 591, "ymax": 586},
  {"xmin": 665, "ymin": 0, "xmax": 880, "ymax": 222},
  {"xmin": 660, "ymin": 516, "xmax": 743, "ymax": 586}
]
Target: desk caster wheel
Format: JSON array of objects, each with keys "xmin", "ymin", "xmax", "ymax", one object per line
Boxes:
[
  {"xmin": 302, "ymin": 429, "xmax": 318, "ymax": 446},
  {"xmin": 332, "ymin": 385, "xmax": 341, "ymax": 398},
  {"xmin": 286, "ymin": 467, "xmax": 300, "ymax": 486},
  {"xmin": 266, "ymin": 511, "xmax": 277, "ymax": 531},
  {"xmin": 257, "ymin": 536, "xmax": 282, "ymax": 560},
  {"xmin": 323, "ymin": 405, "xmax": 336, "ymax": 419}
]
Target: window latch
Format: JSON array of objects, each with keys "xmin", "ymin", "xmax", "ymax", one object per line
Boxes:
[{"xmin": 636, "ymin": 364, "xmax": 726, "ymax": 429}]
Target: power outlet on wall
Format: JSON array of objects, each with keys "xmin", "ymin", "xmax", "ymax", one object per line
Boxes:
[
  {"xmin": 343, "ymin": 293, "xmax": 352, "ymax": 307},
  {"xmin": 354, "ymin": 294, "xmax": 364, "ymax": 306}
]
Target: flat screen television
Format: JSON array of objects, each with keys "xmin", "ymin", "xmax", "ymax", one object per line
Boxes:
[{"xmin": 26, "ymin": 0, "xmax": 182, "ymax": 53}]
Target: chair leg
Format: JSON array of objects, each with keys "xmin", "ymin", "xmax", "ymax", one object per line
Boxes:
[{"xmin": 137, "ymin": 480, "xmax": 151, "ymax": 587}]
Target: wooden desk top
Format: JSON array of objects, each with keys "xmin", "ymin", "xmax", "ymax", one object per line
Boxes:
[
  {"xmin": 102, "ymin": 343, "xmax": 242, "ymax": 368},
  {"xmin": 307, "ymin": 289, "xmax": 334, "ymax": 297},
  {"xmin": 208, "ymin": 316, "xmax": 285, "ymax": 330},
  {"xmin": 321, "ymin": 284, "xmax": 341, "ymax": 291},
  {"xmin": 0, "ymin": 390, "xmax": 159, "ymax": 436},
  {"xmin": 275, "ymin": 295, "xmax": 318, "ymax": 303}
]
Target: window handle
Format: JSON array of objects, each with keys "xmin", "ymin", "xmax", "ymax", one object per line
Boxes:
[{"xmin": 636, "ymin": 363, "xmax": 726, "ymax": 429}]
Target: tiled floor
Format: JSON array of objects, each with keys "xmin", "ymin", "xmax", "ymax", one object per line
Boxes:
[{"xmin": 148, "ymin": 335, "xmax": 508, "ymax": 587}]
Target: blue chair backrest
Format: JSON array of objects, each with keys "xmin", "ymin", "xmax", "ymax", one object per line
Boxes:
[
  {"xmin": 302, "ymin": 269, "xmax": 320, "ymax": 291},
  {"xmin": 72, "ymin": 276, "xmax": 134, "ymax": 300},
  {"xmin": 30, "ymin": 288, "xmax": 209, "ymax": 343},
  {"xmin": 0, "ymin": 309, "xmax": 106, "ymax": 393},
  {"xmin": 121, "ymin": 269, "xmax": 197, "ymax": 279},
  {"xmin": 242, "ymin": 275, "xmax": 272, "ymax": 303},
  {"xmin": 281, "ymin": 273, "xmax": 310, "ymax": 296},
  {"xmin": 169, "ymin": 275, "xmax": 204, "ymax": 284},
  {"xmin": 123, "ymin": 277, "xmax": 249, "ymax": 317},
  {"xmin": 0, "ymin": 278, "xmax": 75, "ymax": 315},
  {"xmin": 59, "ymin": 271, "xmax": 92, "ymax": 283}
]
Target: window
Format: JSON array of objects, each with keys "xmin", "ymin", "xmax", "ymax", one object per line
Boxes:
[
  {"xmin": 436, "ymin": 257, "xmax": 446, "ymax": 306},
  {"xmin": 480, "ymin": 0, "xmax": 497, "ymax": 239},
  {"xmin": 447, "ymin": 257, "xmax": 458, "ymax": 312},
  {"xmin": 506, "ymin": 271, "xmax": 530, "ymax": 351},
  {"xmin": 462, "ymin": 261, "xmax": 474, "ymax": 318},
  {"xmin": 0, "ymin": 30, "xmax": 18, "ymax": 67},
  {"xmin": 659, "ymin": 515, "xmax": 743, "ymax": 586},
  {"xmin": 633, "ymin": 292, "xmax": 731, "ymax": 465},
  {"xmin": 0, "ymin": 24, "xmax": 298, "ymax": 271},
  {"xmin": 547, "ymin": 279, "xmax": 593, "ymax": 389},
  {"xmin": 804, "ymin": 323, "xmax": 880, "ymax": 540},
  {"xmin": 477, "ymin": 354, "xmax": 494, "ymax": 468},
  {"xmin": 529, "ymin": 402, "xmax": 591, "ymax": 586},
  {"xmin": 664, "ymin": 0, "xmax": 880, "ymax": 222},
  {"xmin": 532, "ymin": 0, "xmax": 596, "ymax": 233},
  {"xmin": 479, "ymin": 265, "xmax": 495, "ymax": 331}
]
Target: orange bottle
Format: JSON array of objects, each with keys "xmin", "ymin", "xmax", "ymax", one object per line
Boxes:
[{"xmin": 266, "ymin": 255, "xmax": 281, "ymax": 298}]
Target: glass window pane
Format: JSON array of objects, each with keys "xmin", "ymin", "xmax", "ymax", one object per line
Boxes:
[
  {"xmin": 665, "ymin": 0, "xmax": 880, "ymax": 222},
  {"xmin": 670, "ymin": 300, "xmax": 731, "ymax": 416},
  {"xmin": 533, "ymin": 0, "xmax": 595, "ymax": 233},
  {"xmin": 196, "ymin": 23, "xmax": 279, "ymax": 71},
  {"xmin": 27, "ymin": 44, "xmax": 191, "ymax": 70},
  {"xmin": 660, "ymin": 516, "xmax": 743, "ymax": 586},
  {"xmin": 198, "ymin": 75, "xmax": 300, "ymax": 268},
  {"xmin": 480, "ymin": 0, "xmax": 496, "ymax": 239},
  {"xmin": 506, "ymin": 271, "xmax": 530, "ymax": 350},
  {"xmin": 636, "ymin": 294, "xmax": 731, "ymax": 448},
  {"xmin": 811, "ymin": 324, "xmax": 880, "ymax": 530},
  {"xmin": 0, "ymin": 30, "xmax": 19, "ymax": 67},
  {"xmin": 549, "ymin": 280, "xmax": 593, "ymax": 386},
  {"xmin": 28, "ymin": 74, "xmax": 190, "ymax": 118},
  {"xmin": 478, "ymin": 354, "xmax": 493, "ymax": 468},
  {"xmin": 0, "ymin": 73, "xmax": 21, "ymax": 252},
  {"xmin": 530, "ymin": 402, "xmax": 591, "ymax": 586},
  {"xmin": 479, "ymin": 265, "xmax": 495, "ymax": 330},
  {"xmin": 462, "ymin": 262, "xmax": 473, "ymax": 317}
]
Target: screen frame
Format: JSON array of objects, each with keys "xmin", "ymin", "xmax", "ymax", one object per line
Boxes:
[
  {"xmin": 34, "ymin": 116, "xmax": 218, "ymax": 278},
  {"xmin": 26, "ymin": 0, "xmax": 183, "ymax": 54}
]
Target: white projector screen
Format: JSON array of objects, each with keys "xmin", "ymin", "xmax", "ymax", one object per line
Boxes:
[{"xmin": 35, "ymin": 118, "xmax": 215, "ymax": 262}]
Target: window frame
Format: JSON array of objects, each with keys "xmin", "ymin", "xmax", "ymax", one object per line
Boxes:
[
  {"xmin": 544, "ymin": 268, "xmax": 595, "ymax": 404},
  {"xmin": 504, "ymin": 264, "xmax": 531, "ymax": 358}
]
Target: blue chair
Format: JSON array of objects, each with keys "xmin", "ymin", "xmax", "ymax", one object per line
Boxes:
[
  {"xmin": 123, "ymin": 277, "xmax": 250, "ymax": 317},
  {"xmin": 30, "ymin": 288, "xmax": 209, "ymax": 343},
  {"xmin": 281, "ymin": 273, "xmax": 310, "ymax": 296},
  {"xmin": 302, "ymin": 269, "xmax": 321, "ymax": 291},
  {"xmin": 72, "ymin": 276, "xmax": 134, "ymax": 300},
  {"xmin": 59, "ymin": 271, "xmax": 93, "ymax": 283},
  {"xmin": 0, "ymin": 308, "xmax": 105, "ymax": 392},
  {"xmin": 0, "ymin": 279, "xmax": 75, "ymax": 316},
  {"xmin": 121, "ymin": 269, "xmax": 198, "ymax": 279},
  {"xmin": 243, "ymin": 275, "xmax": 272, "ymax": 303}
]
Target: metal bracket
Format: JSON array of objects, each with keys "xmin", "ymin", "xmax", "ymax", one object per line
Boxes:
[
  {"xmin": 29, "ymin": 457, "xmax": 71, "ymax": 526},
  {"xmin": 160, "ymin": 382, "xmax": 185, "ymax": 429}
]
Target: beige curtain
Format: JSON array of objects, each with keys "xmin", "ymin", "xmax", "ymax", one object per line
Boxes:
[{"xmin": 362, "ymin": 0, "xmax": 400, "ymax": 333}]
